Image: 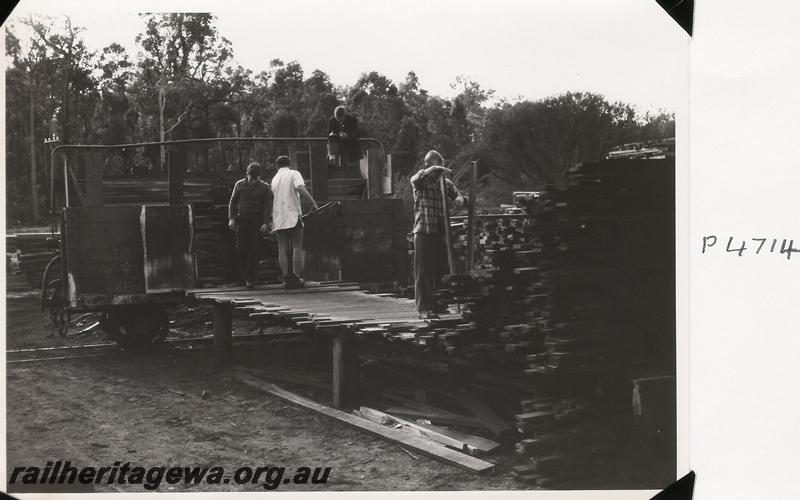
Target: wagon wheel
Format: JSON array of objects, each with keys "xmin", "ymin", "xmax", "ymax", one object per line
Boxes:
[
  {"xmin": 41, "ymin": 255, "xmax": 68, "ymax": 337},
  {"xmin": 101, "ymin": 305, "xmax": 170, "ymax": 350}
]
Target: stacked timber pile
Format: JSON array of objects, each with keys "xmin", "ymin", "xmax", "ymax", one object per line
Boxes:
[
  {"xmin": 102, "ymin": 176, "xmax": 219, "ymax": 205},
  {"xmin": 607, "ymin": 137, "xmax": 675, "ymax": 160},
  {"xmin": 6, "ymin": 233, "xmax": 59, "ymax": 288},
  {"xmin": 103, "ymin": 178, "xmax": 170, "ymax": 204},
  {"xmin": 193, "ymin": 204, "xmax": 236, "ymax": 284},
  {"xmin": 192, "ymin": 203, "xmax": 281, "ymax": 285},
  {"xmin": 511, "ymin": 395, "xmax": 633, "ymax": 487},
  {"xmin": 395, "ymin": 158, "xmax": 674, "ymax": 487},
  {"xmin": 317, "ymin": 178, "xmax": 367, "ymax": 200}
]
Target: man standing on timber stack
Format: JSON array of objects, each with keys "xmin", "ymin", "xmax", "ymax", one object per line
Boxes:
[
  {"xmin": 410, "ymin": 150, "xmax": 465, "ymax": 318},
  {"xmin": 271, "ymin": 155, "xmax": 319, "ymax": 289},
  {"xmin": 228, "ymin": 162, "xmax": 272, "ymax": 289}
]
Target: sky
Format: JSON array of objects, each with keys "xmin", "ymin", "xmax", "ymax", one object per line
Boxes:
[{"xmin": 7, "ymin": 0, "xmax": 687, "ymax": 113}]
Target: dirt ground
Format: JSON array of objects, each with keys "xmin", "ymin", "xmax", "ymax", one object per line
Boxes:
[{"xmin": 5, "ymin": 294, "xmax": 524, "ymax": 493}]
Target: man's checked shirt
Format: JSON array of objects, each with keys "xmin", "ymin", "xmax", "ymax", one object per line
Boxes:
[{"xmin": 411, "ymin": 169, "xmax": 461, "ymax": 234}]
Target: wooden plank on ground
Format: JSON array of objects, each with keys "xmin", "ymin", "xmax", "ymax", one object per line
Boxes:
[
  {"xmin": 357, "ymin": 406, "xmax": 500, "ymax": 456},
  {"xmin": 381, "ymin": 407, "xmax": 486, "ymax": 429},
  {"xmin": 417, "ymin": 422, "xmax": 503, "ymax": 455},
  {"xmin": 237, "ymin": 366, "xmax": 331, "ymax": 391},
  {"xmin": 356, "ymin": 407, "xmax": 467, "ymax": 451},
  {"xmin": 232, "ymin": 370, "xmax": 494, "ymax": 473}
]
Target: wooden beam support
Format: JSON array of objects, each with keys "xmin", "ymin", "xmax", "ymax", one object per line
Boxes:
[
  {"xmin": 332, "ymin": 334, "xmax": 359, "ymax": 410},
  {"xmin": 213, "ymin": 301, "xmax": 234, "ymax": 367}
]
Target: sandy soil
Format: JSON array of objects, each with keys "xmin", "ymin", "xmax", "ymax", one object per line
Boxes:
[{"xmin": 5, "ymin": 295, "xmax": 523, "ymax": 493}]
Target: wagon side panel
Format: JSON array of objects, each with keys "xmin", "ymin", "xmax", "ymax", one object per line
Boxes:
[
  {"xmin": 63, "ymin": 206, "xmax": 146, "ymax": 307},
  {"xmin": 141, "ymin": 204, "xmax": 197, "ymax": 293}
]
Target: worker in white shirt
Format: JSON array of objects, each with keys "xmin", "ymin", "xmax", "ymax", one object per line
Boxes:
[{"xmin": 270, "ymin": 155, "xmax": 319, "ymax": 289}]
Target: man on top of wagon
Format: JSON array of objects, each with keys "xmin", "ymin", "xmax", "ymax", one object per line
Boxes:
[
  {"xmin": 228, "ymin": 162, "xmax": 272, "ymax": 289},
  {"xmin": 271, "ymin": 155, "xmax": 319, "ymax": 289},
  {"xmin": 327, "ymin": 105, "xmax": 360, "ymax": 167}
]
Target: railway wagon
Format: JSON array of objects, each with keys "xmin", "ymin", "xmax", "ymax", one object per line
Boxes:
[{"xmin": 42, "ymin": 137, "xmax": 400, "ymax": 346}]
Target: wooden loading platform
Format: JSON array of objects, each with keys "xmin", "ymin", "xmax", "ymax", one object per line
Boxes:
[{"xmin": 187, "ymin": 281, "xmax": 456, "ymax": 409}]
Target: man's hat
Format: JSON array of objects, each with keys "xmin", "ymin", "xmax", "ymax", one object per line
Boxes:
[
  {"xmin": 275, "ymin": 155, "xmax": 291, "ymax": 167},
  {"xmin": 424, "ymin": 150, "xmax": 444, "ymax": 166},
  {"xmin": 246, "ymin": 162, "xmax": 261, "ymax": 176}
]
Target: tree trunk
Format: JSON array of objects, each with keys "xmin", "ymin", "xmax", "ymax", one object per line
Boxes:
[
  {"xmin": 29, "ymin": 73, "xmax": 38, "ymax": 223},
  {"xmin": 159, "ymin": 83, "xmax": 166, "ymax": 171}
]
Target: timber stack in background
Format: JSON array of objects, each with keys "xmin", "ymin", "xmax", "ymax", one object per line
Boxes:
[{"xmin": 189, "ymin": 181, "xmax": 282, "ymax": 286}]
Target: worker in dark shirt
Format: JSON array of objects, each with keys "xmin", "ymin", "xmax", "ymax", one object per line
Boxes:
[
  {"xmin": 327, "ymin": 106, "xmax": 360, "ymax": 167},
  {"xmin": 228, "ymin": 162, "xmax": 272, "ymax": 288}
]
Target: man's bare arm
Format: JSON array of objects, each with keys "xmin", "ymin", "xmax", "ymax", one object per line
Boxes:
[
  {"xmin": 261, "ymin": 184, "xmax": 272, "ymax": 232},
  {"xmin": 228, "ymin": 182, "xmax": 241, "ymax": 230},
  {"xmin": 264, "ymin": 183, "xmax": 272, "ymax": 219},
  {"xmin": 296, "ymin": 184, "xmax": 319, "ymax": 211},
  {"xmin": 411, "ymin": 165, "xmax": 452, "ymax": 188}
]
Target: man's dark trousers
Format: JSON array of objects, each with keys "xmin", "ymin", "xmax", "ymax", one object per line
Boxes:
[
  {"xmin": 235, "ymin": 218, "xmax": 261, "ymax": 284},
  {"xmin": 414, "ymin": 232, "xmax": 447, "ymax": 313}
]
